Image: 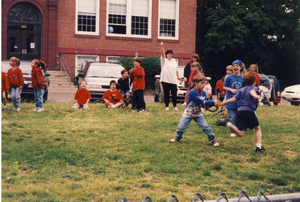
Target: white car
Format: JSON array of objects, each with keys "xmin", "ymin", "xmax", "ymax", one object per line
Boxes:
[{"xmin": 281, "ymin": 84, "xmax": 300, "ymax": 106}]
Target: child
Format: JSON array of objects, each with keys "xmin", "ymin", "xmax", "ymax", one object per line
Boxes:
[
  {"xmin": 215, "ymin": 65, "xmax": 233, "ymax": 115},
  {"xmin": 216, "ymin": 71, "xmax": 265, "ymax": 153},
  {"xmin": 2, "ymin": 70, "xmax": 10, "ymax": 111},
  {"xmin": 117, "ymin": 69, "xmax": 131, "ymax": 106},
  {"xmin": 184, "ymin": 62, "xmax": 204, "ymax": 103},
  {"xmin": 31, "ymin": 59, "xmax": 47, "ymax": 112},
  {"xmin": 129, "ymin": 58, "xmax": 146, "ymax": 112},
  {"xmin": 73, "ymin": 80, "xmax": 91, "ymax": 109},
  {"xmin": 170, "ymin": 74, "xmax": 221, "ymax": 147},
  {"xmin": 223, "ymin": 60, "xmax": 244, "ymax": 137},
  {"xmin": 102, "ymin": 80, "xmax": 124, "ymax": 108},
  {"xmin": 7, "ymin": 57, "xmax": 24, "ymax": 111},
  {"xmin": 249, "ymin": 64, "xmax": 260, "ymax": 85}
]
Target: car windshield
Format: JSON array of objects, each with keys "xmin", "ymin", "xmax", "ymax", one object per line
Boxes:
[
  {"xmin": 86, "ymin": 64, "xmax": 124, "ymax": 78},
  {"xmin": 1, "ymin": 61, "xmax": 32, "ymax": 75}
]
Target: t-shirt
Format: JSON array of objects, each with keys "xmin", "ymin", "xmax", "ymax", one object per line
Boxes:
[
  {"xmin": 160, "ymin": 56, "xmax": 178, "ymax": 84},
  {"xmin": 130, "ymin": 67, "xmax": 145, "ymax": 91},
  {"xmin": 102, "ymin": 89, "xmax": 123, "ymax": 104},
  {"xmin": 224, "ymin": 74, "xmax": 244, "ymax": 109},
  {"xmin": 75, "ymin": 88, "xmax": 92, "ymax": 105},
  {"xmin": 234, "ymin": 85, "xmax": 259, "ymax": 112},
  {"xmin": 117, "ymin": 77, "xmax": 130, "ymax": 91},
  {"xmin": 182, "ymin": 88, "xmax": 215, "ymax": 118}
]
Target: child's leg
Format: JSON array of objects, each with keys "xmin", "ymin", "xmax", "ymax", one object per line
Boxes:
[
  {"xmin": 136, "ymin": 89, "xmax": 146, "ymax": 110},
  {"xmin": 227, "ymin": 109, "xmax": 237, "ymax": 134},
  {"xmin": 227, "ymin": 123, "xmax": 245, "ymax": 137},
  {"xmin": 113, "ymin": 101, "xmax": 124, "ymax": 108},
  {"xmin": 2, "ymin": 91, "xmax": 7, "ymax": 107},
  {"xmin": 34, "ymin": 89, "xmax": 38, "ymax": 108},
  {"xmin": 175, "ymin": 117, "xmax": 192, "ymax": 139},
  {"xmin": 194, "ymin": 116, "xmax": 216, "ymax": 141},
  {"xmin": 254, "ymin": 125, "xmax": 262, "ymax": 144},
  {"xmin": 126, "ymin": 92, "xmax": 130, "ymax": 102},
  {"xmin": 131, "ymin": 91, "xmax": 137, "ymax": 109},
  {"xmin": 36, "ymin": 89, "xmax": 44, "ymax": 109},
  {"xmin": 15, "ymin": 87, "xmax": 22, "ymax": 109}
]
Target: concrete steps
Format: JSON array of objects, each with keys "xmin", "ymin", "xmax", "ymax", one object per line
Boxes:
[{"xmin": 47, "ymin": 71, "xmax": 77, "ymax": 94}]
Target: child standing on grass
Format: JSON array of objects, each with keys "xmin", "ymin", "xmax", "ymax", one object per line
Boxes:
[
  {"xmin": 129, "ymin": 58, "xmax": 146, "ymax": 113},
  {"xmin": 7, "ymin": 57, "xmax": 24, "ymax": 112},
  {"xmin": 216, "ymin": 71, "xmax": 265, "ymax": 153},
  {"xmin": 73, "ymin": 80, "xmax": 91, "ymax": 109},
  {"xmin": 117, "ymin": 69, "xmax": 131, "ymax": 106},
  {"xmin": 2, "ymin": 69, "xmax": 10, "ymax": 111},
  {"xmin": 184, "ymin": 62, "xmax": 204, "ymax": 102},
  {"xmin": 170, "ymin": 74, "xmax": 221, "ymax": 147},
  {"xmin": 223, "ymin": 60, "xmax": 244, "ymax": 137},
  {"xmin": 31, "ymin": 59, "xmax": 47, "ymax": 112},
  {"xmin": 102, "ymin": 80, "xmax": 124, "ymax": 108}
]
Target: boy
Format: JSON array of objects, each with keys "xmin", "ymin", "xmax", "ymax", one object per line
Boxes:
[
  {"xmin": 73, "ymin": 80, "xmax": 91, "ymax": 109},
  {"xmin": 117, "ymin": 69, "xmax": 131, "ymax": 106},
  {"xmin": 223, "ymin": 60, "xmax": 244, "ymax": 137},
  {"xmin": 2, "ymin": 70, "xmax": 10, "ymax": 111},
  {"xmin": 216, "ymin": 71, "xmax": 265, "ymax": 153},
  {"xmin": 129, "ymin": 58, "xmax": 146, "ymax": 113},
  {"xmin": 170, "ymin": 74, "xmax": 221, "ymax": 147},
  {"xmin": 102, "ymin": 80, "xmax": 124, "ymax": 108}
]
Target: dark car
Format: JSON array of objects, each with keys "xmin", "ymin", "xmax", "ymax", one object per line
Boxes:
[{"xmin": 1, "ymin": 60, "xmax": 51, "ymax": 101}]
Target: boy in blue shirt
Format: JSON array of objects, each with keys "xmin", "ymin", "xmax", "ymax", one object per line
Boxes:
[
  {"xmin": 216, "ymin": 71, "xmax": 265, "ymax": 153},
  {"xmin": 223, "ymin": 59, "xmax": 244, "ymax": 137},
  {"xmin": 170, "ymin": 74, "xmax": 221, "ymax": 147}
]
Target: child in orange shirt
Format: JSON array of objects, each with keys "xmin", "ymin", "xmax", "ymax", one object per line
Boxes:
[
  {"xmin": 73, "ymin": 80, "xmax": 91, "ymax": 109},
  {"xmin": 102, "ymin": 80, "xmax": 124, "ymax": 108},
  {"xmin": 2, "ymin": 70, "xmax": 10, "ymax": 111}
]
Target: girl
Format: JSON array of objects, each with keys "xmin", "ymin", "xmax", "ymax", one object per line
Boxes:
[
  {"xmin": 160, "ymin": 41, "xmax": 180, "ymax": 111},
  {"xmin": 2, "ymin": 69, "xmax": 10, "ymax": 111},
  {"xmin": 184, "ymin": 62, "xmax": 203, "ymax": 104},
  {"xmin": 7, "ymin": 57, "xmax": 24, "ymax": 111},
  {"xmin": 249, "ymin": 64, "xmax": 260, "ymax": 85},
  {"xmin": 31, "ymin": 59, "xmax": 47, "ymax": 112}
]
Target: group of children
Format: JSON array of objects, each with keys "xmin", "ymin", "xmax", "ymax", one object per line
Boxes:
[{"xmin": 1, "ymin": 57, "xmax": 47, "ymax": 112}]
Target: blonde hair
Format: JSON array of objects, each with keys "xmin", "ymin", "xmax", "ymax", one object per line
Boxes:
[
  {"xmin": 226, "ymin": 65, "xmax": 232, "ymax": 70},
  {"xmin": 10, "ymin": 57, "xmax": 20, "ymax": 66},
  {"xmin": 192, "ymin": 62, "xmax": 204, "ymax": 75},
  {"xmin": 249, "ymin": 64, "xmax": 259, "ymax": 73}
]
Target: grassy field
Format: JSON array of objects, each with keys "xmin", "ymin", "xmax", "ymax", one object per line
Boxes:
[{"xmin": 1, "ymin": 103, "xmax": 300, "ymax": 202}]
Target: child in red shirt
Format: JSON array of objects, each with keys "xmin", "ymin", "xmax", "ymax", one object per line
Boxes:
[
  {"xmin": 2, "ymin": 70, "xmax": 10, "ymax": 111},
  {"xmin": 7, "ymin": 57, "xmax": 24, "ymax": 111},
  {"xmin": 73, "ymin": 80, "xmax": 91, "ymax": 109},
  {"xmin": 102, "ymin": 80, "xmax": 124, "ymax": 108},
  {"xmin": 129, "ymin": 58, "xmax": 146, "ymax": 112}
]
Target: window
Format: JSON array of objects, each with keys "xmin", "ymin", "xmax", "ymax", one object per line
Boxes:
[
  {"xmin": 106, "ymin": 56, "xmax": 121, "ymax": 63},
  {"xmin": 76, "ymin": 0, "xmax": 100, "ymax": 35},
  {"xmin": 158, "ymin": 0, "xmax": 179, "ymax": 40},
  {"xmin": 76, "ymin": 55, "xmax": 99, "ymax": 75},
  {"xmin": 107, "ymin": 0, "xmax": 152, "ymax": 38}
]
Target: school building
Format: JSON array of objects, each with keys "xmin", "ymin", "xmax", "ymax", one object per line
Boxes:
[{"xmin": 2, "ymin": 0, "xmax": 197, "ymax": 76}]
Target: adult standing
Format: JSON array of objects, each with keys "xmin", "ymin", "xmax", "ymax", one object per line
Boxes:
[{"xmin": 160, "ymin": 42, "xmax": 179, "ymax": 111}]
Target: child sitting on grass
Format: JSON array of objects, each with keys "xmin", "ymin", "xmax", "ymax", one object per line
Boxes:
[
  {"xmin": 216, "ymin": 71, "xmax": 265, "ymax": 153},
  {"xmin": 170, "ymin": 74, "xmax": 221, "ymax": 147},
  {"xmin": 117, "ymin": 69, "xmax": 131, "ymax": 106},
  {"xmin": 73, "ymin": 80, "xmax": 91, "ymax": 109},
  {"xmin": 102, "ymin": 80, "xmax": 124, "ymax": 108}
]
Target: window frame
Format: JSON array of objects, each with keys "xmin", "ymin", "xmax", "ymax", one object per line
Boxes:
[
  {"xmin": 75, "ymin": 0, "xmax": 100, "ymax": 35},
  {"xmin": 75, "ymin": 54, "xmax": 100, "ymax": 75},
  {"xmin": 158, "ymin": 0, "xmax": 180, "ymax": 40},
  {"xmin": 106, "ymin": 56, "xmax": 121, "ymax": 63},
  {"xmin": 106, "ymin": 0, "xmax": 152, "ymax": 38}
]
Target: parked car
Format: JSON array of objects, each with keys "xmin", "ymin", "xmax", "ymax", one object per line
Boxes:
[
  {"xmin": 281, "ymin": 84, "xmax": 300, "ymax": 106},
  {"xmin": 1, "ymin": 60, "xmax": 51, "ymax": 101},
  {"xmin": 154, "ymin": 66, "xmax": 187, "ymax": 102},
  {"xmin": 78, "ymin": 62, "xmax": 126, "ymax": 101}
]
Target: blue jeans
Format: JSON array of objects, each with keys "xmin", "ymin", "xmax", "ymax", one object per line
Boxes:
[
  {"xmin": 34, "ymin": 89, "xmax": 44, "ymax": 108},
  {"xmin": 10, "ymin": 87, "xmax": 22, "ymax": 109},
  {"xmin": 175, "ymin": 116, "xmax": 216, "ymax": 141},
  {"xmin": 228, "ymin": 109, "xmax": 237, "ymax": 132}
]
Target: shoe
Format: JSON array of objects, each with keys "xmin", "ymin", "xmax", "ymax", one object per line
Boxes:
[
  {"xmin": 211, "ymin": 138, "xmax": 219, "ymax": 147},
  {"xmin": 173, "ymin": 107, "xmax": 178, "ymax": 111},
  {"xmin": 170, "ymin": 137, "xmax": 181, "ymax": 143},
  {"xmin": 216, "ymin": 116, "xmax": 229, "ymax": 126},
  {"xmin": 139, "ymin": 109, "xmax": 146, "ymax": 113},
  {"xmin": 255, "ymin": 146, "xmax": 266, "ymax": 153},
  {"xmin": 3, "ymin": 106, "xmax": 7, "ymax": 111},
  {"xmin": 16, "ymin": 108, "xmax": 20, "ymax": 112},
  {"xmin": 216, "ymin": 110, "xmax": 225, "ymax": 115},
  {"xmin": 33, "ymin": 107, "xmax": 38, "ymax": 111},
  {"xmin": 37, "ymin": 108, "xmax": 44, "ymax": 112},
  {"xmin": 182, "ymin": 102, "xmax": 187, "ymax": 105},
  {"xmin": 230, "ymin": 133, "xmax": 237, "ymax": 137},
  {"xmin": 165, "ymin": 107, "xmax": 169, "ymax": 111}
]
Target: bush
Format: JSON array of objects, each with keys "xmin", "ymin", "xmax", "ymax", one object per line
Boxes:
[{"xmin": 118, "ymin": 56, "xmax": 161, "ymax": 90}]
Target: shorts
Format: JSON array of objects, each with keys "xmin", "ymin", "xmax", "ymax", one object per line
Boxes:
[
  {"xmin": 236, "ymin": 110, "xmax": 259, "ymax": 131},
  {"xmin": 120, "ymin": 90, "xmax": 130, "ymax": 96}
]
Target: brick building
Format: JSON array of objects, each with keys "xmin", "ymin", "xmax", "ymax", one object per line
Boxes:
[{"xmin": 2, "ymin": 0, "xmax": 197, "ymax": 76}]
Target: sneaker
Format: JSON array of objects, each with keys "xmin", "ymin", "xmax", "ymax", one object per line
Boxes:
[
  {"xmin": 165, "ymin": 107, "xmax": 169, "ymax": 111},
  {"xmin": 255, "ymin": 146, "xmax": 266, "ymax": 153},
  {"xmin": 16, "ymin": 108, "xmax": 20, "ymax": 112},
  {"xmin": 33, "ymin": 107, "xmax": 38, "ymax": 111},
  {"xmin": 173, "ymin": 107, "xmax": 178, "ymax": 111},
  {"xmin": 230, "ymin": 133, "xmax": 237, "ymax": 137},
  {"xmin": 215, "ymin": 116, "xmax": 229, "ymax": 126},
  {"xmin": 182, "ymin": 102, "xmax": 187, "ymax": 105},
  {"xmin": 216, "ymin": 110, "xmax": 225, "ymax": 115},
  {"xmin": 211, "ymin": 138, "xmax": 219, "ymax": 147},
  {"xmin": 170, "ymin": 137, "xmax": 181, "ymax": 143},
  {"xmin": 3, "ymin": 106, "xmax": 7, "ymax": 111},
  {"xmin": 37, "ymin": 108, "xmax": 44, "ymax": 112},
  {"xmin": 139, "ymin": 109, "xmax": 146, "ymax": 113}
]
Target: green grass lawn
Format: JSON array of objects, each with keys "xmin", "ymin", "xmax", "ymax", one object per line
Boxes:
[{"xmin": 2, "ymin": 103, "xmax": 300, "ymax": 202}]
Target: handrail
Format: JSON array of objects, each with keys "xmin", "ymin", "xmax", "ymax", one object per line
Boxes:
[{"xmin": 58, "ymin": 54, "xmax": 72, "ymax": 88}]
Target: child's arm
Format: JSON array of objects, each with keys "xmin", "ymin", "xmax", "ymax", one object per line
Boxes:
[
  {"xmin": 250, "ymin": 90, "xmax": 260, "ymax": 99},
  {"xmin": 19, "ymin": 69, "xmax": 24, "ymax": 89},
  {"xmin": 223, "ymin": 86, "xmax": 237, "ymax": 94},
  {"xmin": 189, "ymin": 90, "xmax": 215, "ymax": 107},
  {"xmin": 220, "ymin": 97, "xmax": 237, "ymax": 106}
]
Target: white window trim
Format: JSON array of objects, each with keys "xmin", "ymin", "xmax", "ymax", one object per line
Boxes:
[
  {"xmin": 75, "ymin": 0, "xmax": 100, "ymax": 35},
  {"xmin": 106, "ymin": 56, "xmax": 121, "ymax": 63},
  {"xmin": 158, "ymin": 0, "xmax": 179, "ymax": 40},
  {"xmin": 75, "ymin": 54, "xmax": 99, "ymax": 75},
  {"xmin": 106, "ymin": 0, "xmax": 152, "ymax": 38}
]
